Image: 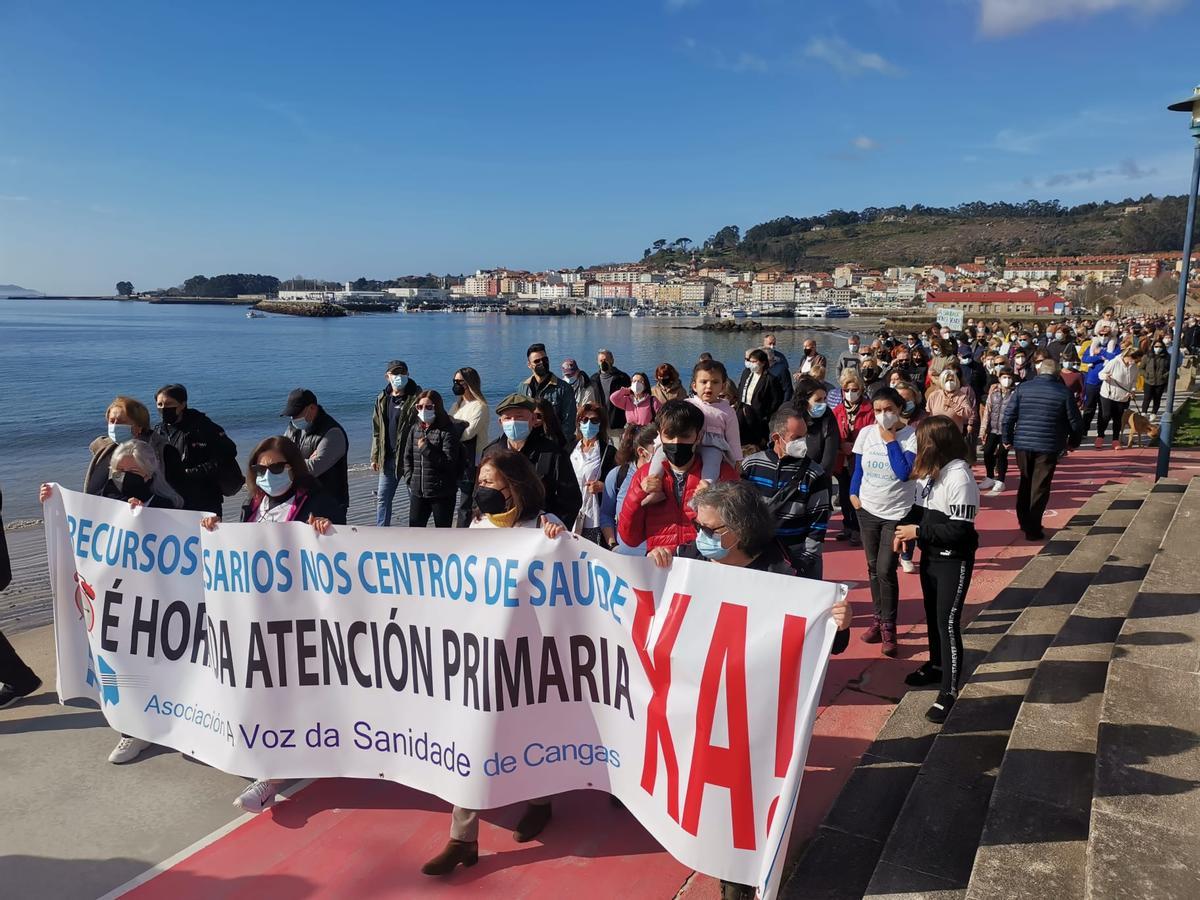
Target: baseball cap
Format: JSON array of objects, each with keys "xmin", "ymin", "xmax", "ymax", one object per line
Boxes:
[
  {"xmin": 561, "ymin": 358, "xmax": 580, "ymax": 376},
  {"xmin": 385, "ymin": 359, "xmax": 407, "ymax": 374},
  {"xmin": 281, "ymin": 388, "xmax": 317, "ymax": 417},
  {"xmin": 495, "ymin": 393, "xmax": 537, "ymax": 414}
]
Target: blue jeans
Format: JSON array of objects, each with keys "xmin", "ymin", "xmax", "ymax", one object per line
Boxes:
[{"xmin": 377, "ymin": 470, "xmax": 403, "ymax": 526}]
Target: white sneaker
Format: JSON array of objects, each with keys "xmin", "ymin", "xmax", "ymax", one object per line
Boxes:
[
  {"xmin": 234, "ymin": 778, "xmax": 283, "ymax": 813},
  {"xmin": 900, "ymin": 557, "xmax": 916, "ymax": 574},
  {"xmin": 989, "ymin": 480, "xmax": 1006, "ymax": 495},
  {"xmin": 979, "ymin": 477, "xmax": 995, "ymax": 491},
  {"xmin": 108, "ymin": 736, "xmax": 152, "ymax": 764}
]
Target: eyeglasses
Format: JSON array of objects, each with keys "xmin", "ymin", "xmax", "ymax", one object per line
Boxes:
[
  {"xmin": 580, "ymin": 416, "xmax": 602, "ymax": 425},
  {"xmin": 251, "ymin": 462, "xmax": 288, "ymax": 476},
  {"xmin": 695, "ymin": 523, "xmax": 728, "ymax": 540},
  {"xmin": 529, "ymin": 356, "xmax": 548, "ymax": 365}
]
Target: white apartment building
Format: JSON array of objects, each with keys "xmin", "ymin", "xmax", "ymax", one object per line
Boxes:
[{"xmin": 537, "ymin": 284, "xmax": 570, "ymax": 301}]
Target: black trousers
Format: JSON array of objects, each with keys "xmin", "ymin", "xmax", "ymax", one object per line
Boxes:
[
  {"xmin": 1081, "ymin": 383, "xmax": 1102, "ymax": 435},
  {"xmin": 1096, "ymin": 397, "xmax": 1129, "ymax": 442},
  {"xmin": 1142, "ymin": 384, "xmax": 1165, "ymax": 415},
  {"xmin": 920, "ymin": 555, "xmax": 974, "ymax": 697},
  {"xmin": 982, "ymin": 433, "xmax": 1010, "ymax": 482},
  {"xmin": 409, "ymin": 495, "xmax": 456, "ymax": 528},
  {"xmin": 1015, "ymin": 450, "xmax": 1058, "ymax": 534},
  {"xmin": 836, "ymin": 469, "xmax": 859, "ymax": 534},
  {"xmin": 455, "ymin": 465, "xmax": 477, "ymax": 528},
  {"xmin": 857, "ymin": 507, "xmax": 900, "ymax": 623},
  {"xmin": 0, "ymin": 630, "xmax": 38, "ymax": 691}
]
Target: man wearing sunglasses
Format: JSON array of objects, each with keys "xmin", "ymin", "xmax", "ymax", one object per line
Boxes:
[{"xmin": 518, "ymin": 342, "xmax": 576, "ymax": 440}]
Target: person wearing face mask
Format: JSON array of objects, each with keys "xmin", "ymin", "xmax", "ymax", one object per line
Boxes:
[
  {"xmin": 41, "ymin": 439, "xmax": 187, "ymax": 767},
  {"xmin": 519, "ymin": 342, "xmax": 577, "ymax": 438},
  {"xmin": 588, "ymin": 348, "xmax": 631, "ymax": 431},
  {"xmin": 927, "ymin": 364, "xmax": 979, "ymax": 443},
  {"xmin": 569, "ymin": 403, "xmax": 618, "ymax": 543},
  {"xmin": 449, "ymin": 367, "xmax": 490, "ymax": 528},
  {"xmin": 836, "ymin": 334, "xmax": 863, "ymax": 376},
  {"xmin": 607, "ymin": 370, "xmax": 661, "ymax": 428},
  {"xmin": 832, "ymin": 371, "xmax": 875, "ymax": 544},
  {"xmin": 84, "ymin": 396, "xmax": 184, "ymax": 508},
  {"xmin": 402, "ymin": 390, "xmax": 464, "ymax": 528},
  {"xmin": 1140, "ymin": 340, "xmax": 1170, "ymax": 415},
  {"xmin": 1096, "ymin": 346, "xmax": 1143, "ymax": 449},
  {"xmin": 1045, "ymin": 326, "xmax": 1073, "ymax": 363},
  {"xmin": 859, "ymin": 355, "xmax": 887, "ymax": 400},
  {"xmin": 895, "ymin": 381, "xmax": 926, "ymax": 428},
  {"xmin": 980, "ymin": 366, "xmax": 1017, "ymax": 495},
  {"xmin": 956, "ymin": 343, "xmax": 987, "ymax": 403},
  {"xmin": 927, "ymin": 337, "xmax": 958, "ymax": 386},
  {"xmin": 370, "ymin": 361, "xmax": 422, "ymax": 526},
  {"xmin": 198, "ymin": 435, "xmax": 338, "ymax": 811},
  {"xmin": 600, "ymin": 424, "xmax": 658, "ymax": 554},
  {"xmin": 285, "ymin": 387, "xmax": 350, "ymax": 525},
  {"xmin": 153, "ymin": 383, "xmax": 240, "ymax": 515},
  {"xmin": 849, "ymin": 387, "xmax": 918, "ymax": 656},
  {"xmin": 1001, "ymin": 357, "xmax": 1083, "ymax": 541},
  {"xmin": 740, "ymin": 406, "xmax": 833, "ymax": 578},
  {"xmin": 1080, "ymin": 330, "xmax": 1120, "ymax": 437},
  {"xmin": 560, "ymin": 358, "xmax": 599, "ymax": 409},
  {"xmin": 652, "ymin": 362, "xmax": 687, "ymax": 405},
  {"xmin": 619, "ymin": 400, "xmax": 738, "ymax": 554},
  {"xmin": 906, "ymin": 333, "xmax": 929, "ymax": 370},
  {"xmin": 1057, "ymin": 352, "xmax": 1084, "ymax": 409},
  {"xmin": 738, "ymin": 347, "xmax": 784, "ymax": 427},
  {"xmin": 482, "ymin": 394, "xmax": 582, "ymax": 527},
  {"xmin": 793, "ymin": 376, "xmax": 838, "ymax": 474},
  {"xmin": 762, "ymin": 333, "xmax": 794, "ymax": 402},
  {"xmin": 795, "ymin": 338, "xmax": 827, "ymax": 379},
  {"xmin": 422, "ymin": 449, "xmax": 567, "ymax": 876},
  {"xmin": 532, "ymin": 398, "xmax": 570, "ymax": 449}
]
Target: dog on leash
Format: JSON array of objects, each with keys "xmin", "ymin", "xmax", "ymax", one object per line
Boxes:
[{"xmin": 1122, "ymin": 409, "xmax": 1161, "ymax": 447}]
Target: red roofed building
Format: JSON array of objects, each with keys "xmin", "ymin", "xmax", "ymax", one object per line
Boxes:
[{"xmin": 925, "ymin": 290, "xmax": 1067, "ymax": 316}]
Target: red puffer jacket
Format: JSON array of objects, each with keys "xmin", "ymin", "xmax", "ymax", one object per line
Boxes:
[
  {"xmin": 618, "ymin": 458, "xmax": 738, "ymax": 552},
  {"xmin": 832, "ymin": 400, "xmax": 876, "ymax": 475}
]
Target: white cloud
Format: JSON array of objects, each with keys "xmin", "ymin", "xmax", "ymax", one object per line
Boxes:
[
  {"xmin": 853, "ymin": 136, "xmax": 880, "ymax": 150},
  {"xmin": 978, "ymin": 0, "xmax": 1180, "ymax": 37},
  {"xmin": 804, "ymin": 37, "xmax": 901, "ymax": 76}
]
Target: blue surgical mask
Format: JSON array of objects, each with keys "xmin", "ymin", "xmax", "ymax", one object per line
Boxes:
[
  {"xmin": 695, "ymin": 529, "xmax": 730, "ymax": 560},
  {"xmin": 810, "ymin": 402, "xmax": 828, "ymax": 417},
  {"xmin": 389, "ymin": 374, "xmax": 409, "ymax": 391},
  {"xmin": 256, "ymin": 469, "xmax": 293, "ymax": 497},
  {"xmin": 580, "ymin": 421, "xmax": 600, "ymax": 440},
  {"xmin": 290, "ymin": 416, "xmax": 310, "ymax": 431},
  {"xmin": 502, "ymin": 418, "xmax": 531, "ymax": 442},
  {"xmin": 107, "ymin": 423, "xmax": 133, "ymax": 444}
]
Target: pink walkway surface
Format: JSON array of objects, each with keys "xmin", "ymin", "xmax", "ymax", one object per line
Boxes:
[{"xmin": 125, "ymin": 447, "xmax": 1200, "ymax": 900}]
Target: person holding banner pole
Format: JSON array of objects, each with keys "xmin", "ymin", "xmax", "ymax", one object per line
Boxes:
[
  {"xmin": 423, "ymin": 449, "xmax": 568, "ymax": 877},
  {"xmin": 199, "ymin": 435, "xmax": 341, "ymax": 811}
]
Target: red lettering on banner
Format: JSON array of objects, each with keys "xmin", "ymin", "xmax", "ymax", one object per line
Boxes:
[
  {"xmin": 681, "ymin": 602, "xmax": 755, "ymax": 851},
  {"xmin": 766, "ymin": 614, "xmax": 807, "ymax": 834},
  {"xmin": 632, "ymin": 588, "xmax": 691, "ymax": 822}
]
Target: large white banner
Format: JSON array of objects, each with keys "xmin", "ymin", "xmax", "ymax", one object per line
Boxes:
[{"xmin": 45, "ymin": 487, "xmax": 843, "ymax": 895}]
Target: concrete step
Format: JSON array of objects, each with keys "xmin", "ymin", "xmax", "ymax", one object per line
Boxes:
[
  {"xmin": 965, "ymin": 477, "xmax": 1188, "ymax": 900},
  {"xmin": 1086, "ymin": 477, "xmax": 1200, "ymax": 900},
  {"xmin": 780, "ymin": 482, "xmax": 1127, "ymax": 900}
]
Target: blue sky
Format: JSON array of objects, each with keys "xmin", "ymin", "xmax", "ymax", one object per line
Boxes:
[{"xmin": 1, "ymin": 0, "xmax": 1197, "ymax": 294}]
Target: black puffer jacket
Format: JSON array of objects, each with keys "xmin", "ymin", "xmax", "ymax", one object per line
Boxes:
[
  {"xmin": 403, "ymin": 421, "xmax": 462, "ymax": 499},
  {"xmin": 154, "ymin": 408, "xmax": 238, "ymax": 514}
]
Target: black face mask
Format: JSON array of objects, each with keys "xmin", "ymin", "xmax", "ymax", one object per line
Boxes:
[
  {"xmin": 804, "ymin": 347, "xmax": 813, "ymax": 356},
  {"xmin": 600, "ymin": 361, "xmax": 611, "ymax": 373},
  {"xmin": 160, "ymin": 407, "xmax": 180, "ymax": 426},
  {"xmin": 473, "ymin": 486, "xmax": 510, "ymax": 516},
  {"xmin": 662, "ymin": 442, "xmax": 696, "ymax": 468},
  {"xmin": 451, "ymin": 382, "xmax": 466, "ymax": 396},
  {"xmin": 532, "ymin": 360, "xmax": 549, "ymax": 377},
  {"xmin": 114, "ymin": 471, "xmax": 152, "ymax": 501}
]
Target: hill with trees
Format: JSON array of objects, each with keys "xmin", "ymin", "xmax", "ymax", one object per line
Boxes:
[{"xmin": 640, "ymin": 195, "xmax": 1192, "ymax": 271}]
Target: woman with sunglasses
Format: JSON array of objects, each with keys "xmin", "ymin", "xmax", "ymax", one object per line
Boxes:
[
  {"xmin": 422, "ymin": 448, "xmax": 566, "ymax": 877},
  {"xmin": 450, "ymin": 367, "xmax": 490, "ymax": 527},
  {"xmin": 199, "ymin": 435, "xmax": 339, "ymax": 812},
  {"xmin": 569, "ymin": 402, "xmax": 617, "ymax": 543},
  {"xmin": 402, "ymin": 390, "xmax": 463, "ymax": 528}
]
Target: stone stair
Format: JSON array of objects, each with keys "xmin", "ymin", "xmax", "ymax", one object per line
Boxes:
[{"xmin": 782, "ymin": 481, "xmax": 1128, "ymax": 899}]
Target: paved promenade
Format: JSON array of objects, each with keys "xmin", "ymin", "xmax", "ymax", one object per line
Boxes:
[{"xmin": 3, "ymin": 443, "xmax": 1199, "ymax": 900}]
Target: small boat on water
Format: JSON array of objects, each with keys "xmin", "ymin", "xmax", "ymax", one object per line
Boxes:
[
  {"xmin": 823, "ymin": 305, "xmax": 851, "ymax": 318},
  {"xmin": 629, "ymin": 307, "xmax": 644, "ymax": 318},
  {"xmin": 720, "ymin": 308, "xmax": 748, "ymax": 320},
  {"xmin": 246, "ymin": 310, "xmax": 265, "ymax": 319},
  {"xmin": 604, "ymin": 309, "xmax": 629, "ymax": 318}
]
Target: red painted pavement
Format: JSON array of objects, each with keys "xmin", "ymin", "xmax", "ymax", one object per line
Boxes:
[{"xmin": 126, "ymin": 446, "xmax": 1200, "ymax": 900}]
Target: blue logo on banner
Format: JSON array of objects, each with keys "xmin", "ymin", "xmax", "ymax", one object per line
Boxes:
[{"xmin": 85, "ymin": 646, "xmax": 120, "ymax": 707}]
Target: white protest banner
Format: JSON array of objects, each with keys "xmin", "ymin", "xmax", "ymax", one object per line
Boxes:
[
  {"xmin": 45, "ymin": 487, "xmax": 843, "ymax": 896},
  {"xmin": 936, "ymin": 307, "xmax": 964, "ymax": 331}
]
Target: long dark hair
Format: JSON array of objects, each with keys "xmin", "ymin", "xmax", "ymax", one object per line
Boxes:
[
  {"xmin": 415, "ymin": 389, "xmax": 454, "ymax": 430},
  {"xmin": 474, "ymin": 449, "xmax": 545, "ymax": 523},
  {"xmin": 911, "ymin": 415, "xmax": 968, "ymax": 481},
  {"xmin": 245, "ymin": 436, "xmax": 315, "ymax": 497},
  {"xmin": 616, "ymin": 423, "xmax": 659, "ymax": 467},
  {"xmin": 534, "ymin": 398, "xmax": 568, "ymax": 447}
]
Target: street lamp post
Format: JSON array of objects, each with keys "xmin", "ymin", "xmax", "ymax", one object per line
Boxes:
[{"xmin": 1156, "ymin": 87, "xmax": 1200, "ymax": 480}]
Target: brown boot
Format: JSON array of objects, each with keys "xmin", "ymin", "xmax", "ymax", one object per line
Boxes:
[
  {"xmin": 881, "ymin": 621, "xmax": 897, "ymax": 657},
  {"xmin": 514, "ymin": 802, "xmax": 553, "ymax": 842},
  {"xmin": 863, "ymin": 615, "xmax": 882, "ymax": 644},
  {"xmin": 421, "ymin": 839, "xmax": 479, "ymax": 876}
]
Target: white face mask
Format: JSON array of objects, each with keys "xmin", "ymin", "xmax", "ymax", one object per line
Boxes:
[
  {"xmin": 844, "ymin": 389, "xmax": 862, "ymax": 403},
  {"xmin": 784, "ymin": 438, "xmax": 808, "ymax": 459},
  {"xmin": 876, "ymin": 411, "xmax": 900, "ymax": 430},
  {"xmin": 1000, "ymin": 376, "xmax": 1013, "ymax": 388},
  {"xmin": 631, "ymin": 380, "xmax": 646, "ymax": 394}
]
